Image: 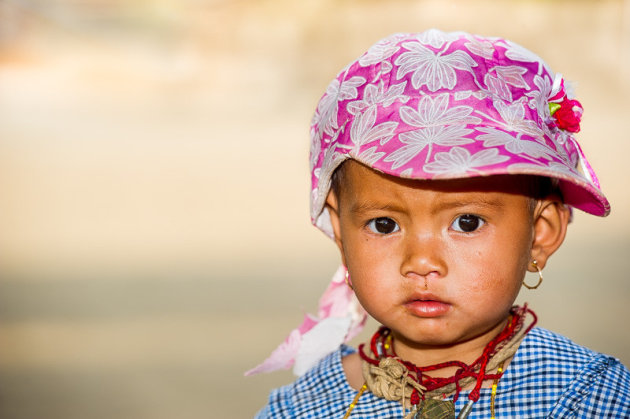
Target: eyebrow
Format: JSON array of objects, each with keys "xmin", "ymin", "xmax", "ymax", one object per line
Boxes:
[
  {"xmin": 431, "ymin": 195, "xmax": 506, "ymax": 212},
  {"xmin": 349, "ymin": 201, "xmax": 406, "ymax": 215},
  {"xmin": 349, "ymin": 194, "xmax": 507, "ymax": 216}
]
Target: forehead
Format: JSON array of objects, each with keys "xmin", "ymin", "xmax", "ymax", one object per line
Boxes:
[{"xmin": 339, "ymin": 160, "xmax": 535, "ymax": 204}]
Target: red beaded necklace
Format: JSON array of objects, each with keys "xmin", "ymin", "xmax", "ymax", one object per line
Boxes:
[{"xmin": 358, "ymin": 306, "xmax": 537, "ymax": 408}]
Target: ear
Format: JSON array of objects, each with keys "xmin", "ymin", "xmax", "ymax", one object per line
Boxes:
[
  {"xmin": 529, "ymin": 200, "xmax": 571, "ymax": 271},
  {"xmin": 325, "ymin": 191, "xmax": 347, "ymax": 267}
]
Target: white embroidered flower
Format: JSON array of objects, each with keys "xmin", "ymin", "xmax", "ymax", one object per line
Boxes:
[
  {"xmin": 319, "ymin": 147, "xmax": 346, "ymax": 185},
  {"xmin": 476, "ymin": 127, "xmax": 555, "ymax": 160},
  {"xmin": 547, "ymin": 161, "xmax": 583, "ymax": 178},
  {"xmin": 507, "ymin": 160, "xmax": 581, "ymax": 179},
  {"xmin": 417, "ymin": 29, "xmax": 459, "ymax": 49},
  {"xmin": 349, "ymin": 105, "xmax": 398, "ymax": 149},
  {"xmin": 312, "ymin": 82, "xmax": 339, "ymax": 138},
  {"xmin": 347, "ymin": 81, "xmax": 410, "ymax": 115},
  {"xmin": 551, "ymin": 132, "xmax": 580, "ymax": 167},
  {"xmin": 384, "ymin": 125, "xmax": 474, "ymax": 169},
  {"xmin": 483, "ymin": 65, "xmax": 531, "ymax": 103},
  {"xmin": 504, "ymin": 40, "xmax": 541, "ymax": 64},
  {"xmin": 314, "ymin": 76, "xmax": 367, "ymax": 138},
  {"xmin": 400, "ymin": 168, "xmax": 413, "ymax": 177},
  {"xmin": 423, "ymin": 147, "xmax": 509, "ymax": 175},
  {"xmin": 484, "ymin": 73, "xmax": 513, "ymax": 102},
  {"xmin": 356, "ymin": 146, "xmax": 386, "ymax": 166},
  {"xmin": 493, "ymin": 99, "xmax": 543, "ymax": 137},
  {"xmin": 454, "ymin": 91, "xmax": 473, "ymax": 101},
  {"xmin": 379, "ymin": 61, "xmax": 393, "ymax": 75},
  {"xmin": 504, "ymin": 40, "xmax": 551, "ymax": 75},
  {"xmin": 340, "ymin": 76, "xmax": 367, "ymax": 100},
  {"xmin": 494, "ymin": 66, "xmax": 529, "ymax": 89},
  {"xmin": 472, "ymin": 91, "xmax": 490, "ymax": 100},
  {"xmin": 526, "ymin": 74, "xmax": 554, "ymax": 125},
  {"xmin": 309, "ymin": 133, "xmax": 322, "ymax": 170},
  {"xmin": 399, "ymin": 93, "xmax": 482, "ymax": 127},
  {"xmin": 464, "ymin": 37, "xmax": 496, "ymax": 60},
  {"xmin": 358, "ymin": 34, "xmax": 406, "ymax": 67},
  {"xmin": 395, "ymin": 42, "xmax": 478, "ymax": 92}
]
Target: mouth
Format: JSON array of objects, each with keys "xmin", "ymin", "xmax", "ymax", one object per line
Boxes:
[
  {"xmin": 406, "ymin": 292, "xmax": 444, "ymax": 303},
  {"xmin": 404, "ymin": 294, "xmax": 451, "ymax": 317}
]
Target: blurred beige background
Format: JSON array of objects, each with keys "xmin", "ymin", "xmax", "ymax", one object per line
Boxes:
[{"xmin": 0, "ymin": 0, "xmax": 629, "ymax": 418}]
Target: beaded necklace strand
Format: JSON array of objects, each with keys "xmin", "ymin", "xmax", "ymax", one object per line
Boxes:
[{"xmin": 343, "ymin": 306, "xmax": 536, "ymax": 419}]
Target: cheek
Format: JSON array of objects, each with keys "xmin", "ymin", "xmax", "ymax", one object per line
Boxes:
[
  {"xmin": 348, "ymin": 246, "xmax": 396, "ymax": 289},
  {"xmin": 450, "ymin": 233, "xmax": 530, "ymax": 293},
  {"xmin": 344, "ymin": 239, "xmax": 400, "ymax": 298},
  {"xmin": 343, "ymin": 228, "xmax": 397, "ymax": 267},
  {"xmin": 474, "ymin": 258, "xmax": 523, "ymax": 294}
]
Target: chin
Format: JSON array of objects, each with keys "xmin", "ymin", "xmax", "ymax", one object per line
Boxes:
[{"xmin": 393, "ymin": 328, "xmax": 461, "ymax": 348}]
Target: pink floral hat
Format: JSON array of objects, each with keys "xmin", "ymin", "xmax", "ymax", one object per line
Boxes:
[
  {"xmin": 310, "ymin": 29, "xmax": 609, "ymax": 237},
  {"xmin": 246, "ymin": 30, "xmax": 609, "ymax": 377}
]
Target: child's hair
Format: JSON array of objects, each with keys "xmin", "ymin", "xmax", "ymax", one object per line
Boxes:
[{"xmin": 310, "ymin": 30, "xmax": 608, "ymax": 240}]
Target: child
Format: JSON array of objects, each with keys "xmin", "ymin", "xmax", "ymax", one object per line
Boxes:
[{"xmin": 247, "ymin": 30, "xmax": 630, "ymax": 418}]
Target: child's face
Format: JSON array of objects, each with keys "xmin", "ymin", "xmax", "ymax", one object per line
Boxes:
[{"xmin": 327, "ymin": 161, "xmax": 553, "ymax": 353}]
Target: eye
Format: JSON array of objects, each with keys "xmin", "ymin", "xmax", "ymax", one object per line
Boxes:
[
  {"xmin": 451, "ymin": 214, "xmax": 485, "ymax": 233},
  {"xmin": 367, "ymin": 217, "xmax": 400, "ymax": 235}
]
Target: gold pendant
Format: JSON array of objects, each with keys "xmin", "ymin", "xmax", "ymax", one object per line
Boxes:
[{"xmin": 413, "ymin": 399, "xmax": 455, "ymax": 419}]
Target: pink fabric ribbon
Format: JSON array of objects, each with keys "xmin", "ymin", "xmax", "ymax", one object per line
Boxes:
[{"xmin": 245, "ymin": 266, "xmax": 367, "ymax": 376}]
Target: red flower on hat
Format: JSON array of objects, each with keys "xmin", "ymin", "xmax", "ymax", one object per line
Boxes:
[
  {"xmin": 548, "ymin": 75, "xmax": 583, "ymax": 133},
  {"xmin": 552, "ymin": 98, "xmax": 583, "ymax": 133}
]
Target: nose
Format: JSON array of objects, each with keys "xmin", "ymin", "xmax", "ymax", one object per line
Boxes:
[{"xmin": 400, "ymin": 231, "xmax": 447, "ymax": 281}]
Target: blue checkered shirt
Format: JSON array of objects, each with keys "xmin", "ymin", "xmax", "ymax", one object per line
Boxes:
[{"xmin": 255, "ymin": 327, "xmax": 630, "ymax": 418}]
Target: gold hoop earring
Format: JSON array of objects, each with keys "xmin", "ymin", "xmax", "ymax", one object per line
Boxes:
[
  {"xmin": 345, "ymin": 269, "xmax": 353, "ymax": 290},
  {"xmin": 523, "ymin": 260, "xmax": 543, "ymax": 289}
]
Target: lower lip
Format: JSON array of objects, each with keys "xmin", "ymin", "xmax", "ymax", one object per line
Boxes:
[{"xmin": 405, "ymin": 300, "xmax": 451, "ymax": 317}]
